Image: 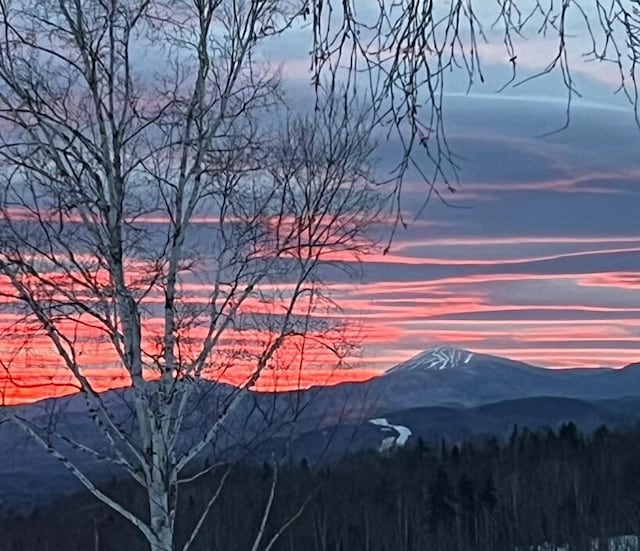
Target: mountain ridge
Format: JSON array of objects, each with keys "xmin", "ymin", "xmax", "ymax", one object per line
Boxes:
[{"xmin": 1, "ymin": 347, "xmax": 640, "ymax": 512}]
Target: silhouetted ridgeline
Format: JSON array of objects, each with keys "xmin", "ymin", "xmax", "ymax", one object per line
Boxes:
[{"xmin": 3, "ymin": 423, "xmax": 640, "ymax": 551}]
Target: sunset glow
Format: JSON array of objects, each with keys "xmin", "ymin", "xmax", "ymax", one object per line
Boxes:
[{"xmin": 2, "ymin": 97, "xmax": 639, "ymax": 405}]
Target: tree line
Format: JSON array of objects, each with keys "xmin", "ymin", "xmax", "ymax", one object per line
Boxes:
[{"xmin": 3, "ymin": 422, "xmax": 640, "ymax": 551}]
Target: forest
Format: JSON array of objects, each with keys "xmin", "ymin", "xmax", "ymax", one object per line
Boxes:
[{"xmin": 3, "ymin": 423, "xmax": 640, "ymax": 551}]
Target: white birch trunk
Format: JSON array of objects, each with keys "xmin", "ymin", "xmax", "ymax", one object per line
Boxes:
[
  {"xmin": 146, "ymin": 420, "xmax": 175, "ymax": 551},
  {"xmin": 149, "ymin": 487, "xmax": 173, "ymax": 551}
]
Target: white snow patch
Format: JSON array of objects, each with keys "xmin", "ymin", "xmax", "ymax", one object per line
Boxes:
[
  {"xmin": 369, "ymin": 418, "xmax": 412, "ymax": 452},
  {"xmin": 386, "ymin": 346, "xmax": 474, "ymax": 372},
  {"xmin": 516, "ymin": 534, "xmax": 639, "ymax": 551}
]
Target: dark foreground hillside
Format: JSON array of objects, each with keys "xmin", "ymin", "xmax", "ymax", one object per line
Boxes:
[{"xmin": 3, "ymin": 423, "xmax": 640, "ymax": 551}]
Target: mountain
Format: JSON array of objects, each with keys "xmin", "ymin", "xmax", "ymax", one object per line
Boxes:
[
  {"xmin": 271, "ymin": 394, "xmax": 640, "ymax": 463},
  {"xmin": 2, "ymin": 346, "xmax": 640, "ymax": 513},
  {"xmin": 357, "ymin": 347, "xmax": 640, "ymax": 410}
]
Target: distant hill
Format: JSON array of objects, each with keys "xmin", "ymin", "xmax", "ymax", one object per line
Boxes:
[
  {"xmin": 1, "ymin": 346, "xmax": 640, "ymax": 512},
  {"xmin": 301, "ymin": 347, "xmax": 640, "ymax": 418}
]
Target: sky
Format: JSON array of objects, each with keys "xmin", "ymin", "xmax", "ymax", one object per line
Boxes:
[
  {"xmin": 333, "ymin": 95, "xmax": 640, "ymax": 370},
  {"xmin": 272, "ymin": 4, "xmax": 640, "ymax": 372},
  {"xmin": 272, "ymin": 5, "xmax": 640, "ymax": 368},
  {"xmin": 1, "ymin": 3, "xmax": 639, "ymax": 405}
]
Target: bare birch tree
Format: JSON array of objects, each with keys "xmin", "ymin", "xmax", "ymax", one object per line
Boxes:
[
  {"xmin": 0, "ymin": 0, "xmax": 638, "ymax": 549},
  {"xmin": 0, "ymin": 1, "xmax": 381, "ymax": 549}
]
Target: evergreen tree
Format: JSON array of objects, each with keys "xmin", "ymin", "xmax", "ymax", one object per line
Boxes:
[
  {"xmin": 458, "ymin": 473, "xmax": 477, "ymax": 547},
  {"xmin": 480, "ymin": 473, "xmax": 497, "ymax": 513},
  {"xmin": 426, "ymin": 466, "xmax": 457, "ymax": 534}
]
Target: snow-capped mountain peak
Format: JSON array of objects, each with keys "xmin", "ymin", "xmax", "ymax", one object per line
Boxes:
[{"xmin": 386, "ymin": 346, "xmax": 474, "ymax": 373}]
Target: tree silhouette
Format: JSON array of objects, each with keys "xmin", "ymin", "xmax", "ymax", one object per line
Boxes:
[{"xmin": 426, "ymin": 466, "xmax": 457, "ymax": 535}]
